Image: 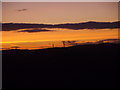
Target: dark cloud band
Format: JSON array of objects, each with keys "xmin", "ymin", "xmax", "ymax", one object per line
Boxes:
[{"xmin": 2, "ymin": 21, "xmax": 120, "ymax": 32}]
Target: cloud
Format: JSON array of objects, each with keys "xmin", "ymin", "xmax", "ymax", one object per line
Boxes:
[
  {"xmin": 96, "ymin": 39, "xmax": 120, "ymax": 44},
  {"xmin": 2, "ymin": 21, "xmax": 120, "ymax": 31},
  {"xmin": 63, "ymin": 41, "xmax": 78, "ymax": 46},
  {"xmin": 17, "ymin": 9, "xmax": 28, "ymax": 12},
  {"xmin": 18, "ymin": 29, "xmax": 52, "ymax": 33},
  {"xmin": 61, "ymin": 39, "xmax": 120, "ymax": 47}
]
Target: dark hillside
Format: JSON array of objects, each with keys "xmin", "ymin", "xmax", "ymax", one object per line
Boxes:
[{"xmin": 2, "ymin": 43, "xmax": 119, "ymax": 89}]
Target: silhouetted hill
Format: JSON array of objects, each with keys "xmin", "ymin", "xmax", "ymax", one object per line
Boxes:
[
  {"xmin": 2, "ymin": 21, "xmax": 120, "ymax": 31},
  {"xmin": 3, "ymin": 43, "xmax": 119, "ymax": 89}
]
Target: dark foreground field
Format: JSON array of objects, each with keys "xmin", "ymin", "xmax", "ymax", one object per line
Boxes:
[{"xmin": 2, "ymin": 43, "xmax": 119, "ymax": 89}]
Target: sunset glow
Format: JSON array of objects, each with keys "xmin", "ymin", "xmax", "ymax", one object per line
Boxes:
[{"xmin": 2, "ymin": 2, "xmax": 119, "ymax": 50}]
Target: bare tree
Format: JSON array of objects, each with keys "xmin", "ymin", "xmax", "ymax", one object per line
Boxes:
[{"xmin": 66, "ymin": 41, "xmax": 78, "ymax": 46}]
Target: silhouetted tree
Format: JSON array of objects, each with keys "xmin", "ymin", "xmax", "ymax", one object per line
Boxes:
[{"xmin": 66, "ymin": 41, "xmax": 78, "ymax": 46}]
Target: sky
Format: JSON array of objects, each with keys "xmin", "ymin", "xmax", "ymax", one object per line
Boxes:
[
  {"xmin": 1, "ymin": 0, "xmax": 119, "ymax": 2},
  {"xmin": 1, "ymin": 2, "xmax": 119, "ymax": 50},
  {"xmin": 2, "ymin": 2, "xmax": 118, "ymax": 24}
]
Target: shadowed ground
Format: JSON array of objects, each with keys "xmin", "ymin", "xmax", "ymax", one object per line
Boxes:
[{"xmin": 2, "ymin": 43, "xmax": 119, "ymax": 89}]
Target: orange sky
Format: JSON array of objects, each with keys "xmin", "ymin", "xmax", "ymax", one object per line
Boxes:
[
  {"xmin": 2, "ymin": 2, "xmax": 118, "ymax": 24},
  {"xmin": 1, "ymin": 28, "xmax": 118, "ymax": 49},
  {"xmin": 1, "ymin": 2, "xmax": 119, "ymax": 49}
]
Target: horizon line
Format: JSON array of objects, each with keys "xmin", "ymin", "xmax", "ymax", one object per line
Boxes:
[{"xmin": 2, "ymin": 21, "xmax": 120, "ymax": 25}]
